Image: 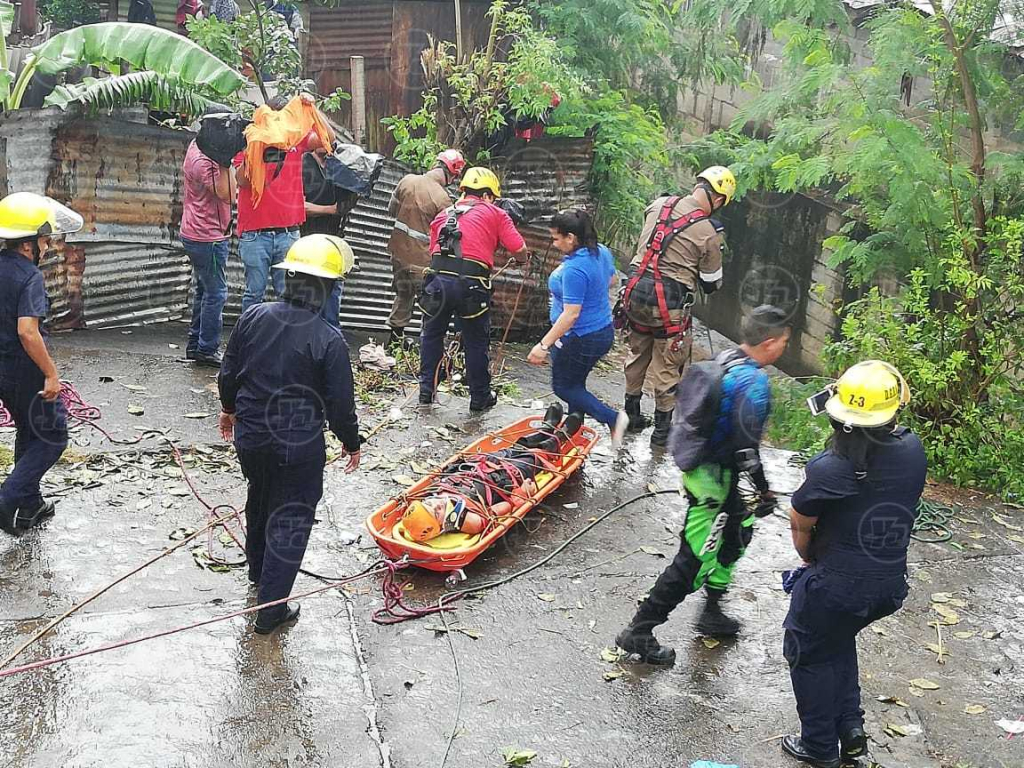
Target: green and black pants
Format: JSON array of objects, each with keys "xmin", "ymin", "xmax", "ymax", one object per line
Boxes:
[{"xmin": 631, "ymin": 464, "xmax": 756, "ymax": 630}]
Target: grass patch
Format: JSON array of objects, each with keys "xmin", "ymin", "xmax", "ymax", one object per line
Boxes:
[{"xmin": 765, "ymin": 376, "xmax": 832, "ymax": 456}]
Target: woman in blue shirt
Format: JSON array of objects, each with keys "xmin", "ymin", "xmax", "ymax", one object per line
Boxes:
[{"xmin": 528, "ymin": 210, "xmax": 628, "ymax": 448}]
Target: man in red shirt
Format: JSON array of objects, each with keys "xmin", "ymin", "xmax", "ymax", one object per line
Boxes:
[
  {"xmin": 235, "ymin": 94, "xmax": 335, "ymax": 313},
  {"xmin": 418, "ymin": 167, "xmax": 527, "ymax": 411},
  {"xmin": 181, "ymin": 138, "xmax": 234, "ymax": 367}
]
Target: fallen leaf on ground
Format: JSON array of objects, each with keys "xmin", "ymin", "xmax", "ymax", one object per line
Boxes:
[
  {"xmin": 183, "ymin": 412, "xmax": 211, "ymax": 419},
  {"xmin": 992, "ymin": 513, "xmax": 1023, "ymax": 532},
  {"xmin": 168, "ymin": 527, "xmax": 196, "ymax": 540},
  {"xmin": 502, "ymin": 748, "xmax": 537, "ymax": 766},
  {"xmin": 128, "ymin": 405, "xmax": 145, "ymax": 416},
  {"xmin": 409, "ymin": 461, "xmax": 431, "ymax": 475},
  {"xmin": 877, "ymin": 695, "xmax": 909, "ymax": 707},
  {"xmin": 701, "ymin": 637, "xmax": 721, "ymax": 650},
  {"xmin": 965, "ymin": 532, "xmax": 986, "ymax": 540},
  {"xmin": 639, "ymin": 546, "xmax": 665, "ymax": 557},
  {"xmin": 871, "ymin": 626, "xmax": 890, "ymax": 637},
  {"xmin": 563, "ymin": 503, "xmax": 579, "ymax": 509},
  {"xmin": 885, "ymin": 724, "xmax": 922, "ymax": 737},
  {"xmin": 930, "ymin": 592, "xmax": 952, "ymax": 603},
  {"xmin": 996, "ymin": 719, "xmax": 1024, "ymax": 735},
  {"xmin": 964, "ymin": 704, "xmax": 987, "ymax": 715},
  {"xmin": 99, "ymin": 376, "xmax": 114, "ymax": 383},
  {"xmin": 603, "ymin": 670, "xmax": 623, "ymax": 682},
  {"xmin": 121, "ymin": 384, "xmax": 147, "ymax": 392},
  {"xmin": 909, "ymin": 678, "xmax": 940, "ymax": 690},
  {"xmin": 391, "ymin": 475, "xmax": 416, "ymax": 486},
  {"xmin": 600, "ymin": 647, "xmax": 626, "ymax": 663},
  {"xmin": 981, "ymin": 630, "xmax": 1002, "ymax": 640},
  {"xmin": 953, "ymin": 631, "xmax": 976, "ymax": 640},
  {"xmin": 932, "ymin": 605, "xmax": 960, "ymax": 625},
  {"xmin": 1008, "ymin": 535, "xmax": 1024, "ymax": 546},
  {"xmin": 536, "ymin": 593, "xmax": 556, "ymax": 602}
]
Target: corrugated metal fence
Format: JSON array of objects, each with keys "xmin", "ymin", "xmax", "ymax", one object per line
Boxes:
[{"xmin": 0, "ymin": 111, "xmax": 593, "ymax": 338}]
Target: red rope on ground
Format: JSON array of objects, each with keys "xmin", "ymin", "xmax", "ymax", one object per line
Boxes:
[
  {"xmin": 371, "ymin": 558, "xmax": 463, "ymax": 625},
  {"xmin": 0, "ymin": 561, "xmax": 393, "ymax": 680}
]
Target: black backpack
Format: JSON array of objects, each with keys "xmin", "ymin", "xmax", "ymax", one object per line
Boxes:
[
  {"xmin": 670, "ymin": 350, "xmax": 748, "ymax": 471},
  {"xmin": 196, "ymin": 113, "xmax": 250, "ymax": 168}
]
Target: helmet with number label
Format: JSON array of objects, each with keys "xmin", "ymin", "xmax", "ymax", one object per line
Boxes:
[
  {"xmin": 825, "ymin": 360, "xmax": 910, "ymax": 428},
  {"xmin": 274, "ymin": 234, "xmax": 355, "ymax": 279}
]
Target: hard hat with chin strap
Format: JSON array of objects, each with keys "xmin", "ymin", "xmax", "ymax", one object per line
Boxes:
[
  {"xmin": 696, "ymin": 166, "xmax": 737, "ymax": 207},
  {"xmin": 273, "ymin": 234, "xmax": 356, "ymax": 280},
  {"xmin": 436, "ymin": 149, "xmax": 467, "ymax": 177},
  {"xmin": 824, "ymin": 360, "xmax": 911, "ymax": 428},
  {"xmin": 459, "ymin": 167, "xmax": 501, "ymax": 198},
  {"xmin": 0, "ymin": 192, "xmax": 83, "ymax": 240}
]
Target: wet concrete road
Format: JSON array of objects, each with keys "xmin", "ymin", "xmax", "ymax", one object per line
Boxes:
[{"xmin": 1, "ymin": 325, "xmax": 1022, "ymax": 768}]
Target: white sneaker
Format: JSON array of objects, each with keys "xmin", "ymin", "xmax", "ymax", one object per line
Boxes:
[{"xmin": 611, "ymin": 410, "xmax": 629, "ymax": 450}]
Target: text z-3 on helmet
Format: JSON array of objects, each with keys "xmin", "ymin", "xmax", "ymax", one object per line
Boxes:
[
  {"xmin": 0, "ymin": 192, "xmax": 84, "ymax": 240},
  {"xmin": 696, "ymin": 166, "xmax": 737, "ymax": 207},
  {"xmin": 459, "ymin": 167, "xmax": 501, "ymax": 198},
  {"xmin": 821, "ymin": 360, "xmax": 911, "ymax": 428},
  {"xmin": 273, "ymin": 234, "xmax": 357, "ymax": 280}
]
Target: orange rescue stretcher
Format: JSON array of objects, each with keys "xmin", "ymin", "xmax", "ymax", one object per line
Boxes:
[{"xmin": 366, "ymin": 415, "xmax": 600, "ymax": 572}]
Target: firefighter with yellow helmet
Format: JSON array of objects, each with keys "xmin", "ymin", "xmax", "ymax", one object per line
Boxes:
[
  {"xmin": 620, "ymin": 166, "xmax": 737, "ymax": 447},
  {"xmin": 0, "ymin": 192, "xmax": 83, "ymax": 534},
  {"xmin": 218, "ymin": 233, "xmax": 361, "ymax": 634},
  {"xmin": 782, "ymin": 360, "xmax": 926, "ymax": 768},
  {"xmin": 417, "ymin": 167, "xmax": 528, "ymax": 411}
]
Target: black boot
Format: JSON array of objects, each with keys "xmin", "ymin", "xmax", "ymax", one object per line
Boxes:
[
  {"xmin": 840, "ymin": 726, "xmax": 867, "ymax": 759},
  {"xmin": 558, "ymin": 411, "xmax": 584, "ymax": 440},
  {"xmin": 387, "ymin": 327, "xmax": 406, "ymax": 351},
  {"xmin": 781, "ymin": 735, "xmax": 840, "ymax": 768},
  {"xmin": 254, "ymin": 603, "xmax": 301, "ymax": 635},
  {"xmin": 695, "ymin": 587, "xmax": 741, "ymax": 637},
  {"xmin": 541, "ymin": 402, "xmax": 564, "ymax": 430},
  {"xmin": 518, "ymin": 403, "xmax": 566, "ymax": 448},
  {"xmin": 624, "ymin": 394, "xmax": 650, "ymax": 432},
  {"xmin": 650, "ymin": 409, "xmax": 673, "ymax": 447},
  {"xmin": 615, "ymin": 624, "xmax": 676, "ymax": 666}
]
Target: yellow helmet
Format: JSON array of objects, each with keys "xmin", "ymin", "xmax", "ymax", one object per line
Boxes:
[
  {"xmin": 0, "ymin": 192, "xmax": 83, "ymax": 240},
  {"xmin": 459, "ymin": 167, "xmax": 501, "ymax": 197},
  {"xmin": 825, "ymin": 360, "xmax": 911, "ymax": 428},
  {"xmin": 696, "ymin": 166, "xmax": 737, "ymax": 206},
  {"xmin": 273, "ymin": 234, "xmax": 356, "ymax": 280}
]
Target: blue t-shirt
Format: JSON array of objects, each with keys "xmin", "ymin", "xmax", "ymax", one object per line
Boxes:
[
  {"xmin": 548, "ymin": 245, "xmax": 615, "ymax": 336},
  {"xmin": 0, "ymin": 249, "xmax": 49, "ymax": 365},
  {"xmin": 708, "ymin": 350, "xmax": 772, "ymax": 464}
]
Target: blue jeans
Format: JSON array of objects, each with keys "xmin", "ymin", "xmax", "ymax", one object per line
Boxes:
[
  {"xmin": 320, "ymin": 281, "xmax": 344, "ymax": 328},
  {"xmin": 182, "ymin": 237, "xmax": 228, "ymax": 356},
  {"xmin": 0, "ymin": 362, "xmax": 68, "ymax": 518},
  {"xmin": 550, "ymin": 323, "xmax": 617, "ymax": 427},
  {"xmin": 240, "ymin": 229, "xmax": 298, "ymax": 313}
]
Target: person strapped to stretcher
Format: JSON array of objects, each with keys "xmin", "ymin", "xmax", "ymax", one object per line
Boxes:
[{"xmin": 401, "ymin": 404, "xmax": 582, "ymax": 542}]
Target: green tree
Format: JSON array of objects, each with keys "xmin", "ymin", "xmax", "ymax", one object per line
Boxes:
[
  {"xmin": 688, "ymin": 0, "xmax": 1024, "ymax": 495},
  {"xmin": 2, "ymin": 22, "xmax": 246, "ymax": 116},
  {"xmin": 383, "ymin": 0, "xmax": 582, "ymax": 169}
]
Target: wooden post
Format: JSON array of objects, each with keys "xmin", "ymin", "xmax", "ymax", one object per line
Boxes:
[
  {"xmin": 350, "ymin": 55, "xmax": 367, "ymax": 148},
  {"xmin": 454, "ymin": 0, "xmax": 463, "ymax": 62},
  {"xmin": 20, "ymin": 0, "xmax": 39, "ymax": 36}
]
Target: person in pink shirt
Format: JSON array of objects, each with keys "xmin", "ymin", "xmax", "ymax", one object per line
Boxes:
[
  {"xmin": 418, "ymin": 167, "xmax": 527, "ymax": 411},
  {"xmin": 180, "ymin": 138, "xmax": 235, "ymax": 367}
]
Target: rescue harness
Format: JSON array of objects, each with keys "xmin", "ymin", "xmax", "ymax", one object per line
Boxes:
[
  {"xmin": 430, "ymin": 204, "xmax": 492, "ymax": 283},
  {"xmin": 620, "ymin": 196, "xmax": 707, "ymax": 337}
]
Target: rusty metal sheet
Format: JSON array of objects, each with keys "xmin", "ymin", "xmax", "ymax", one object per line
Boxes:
[
  {"xmin": 0, "ymin": 108, "xmax": 66, "ymax": 197},
  {"xmin": 307, "ymin": 3, "xmax": 395, "ymax": 71},
  {"xmin": 49, "ymin": 117, "xmax": 191, "ymax": 244},
  {"xmin": 79, "ymin": 242, "xmax": 190, "ymax": 328}
]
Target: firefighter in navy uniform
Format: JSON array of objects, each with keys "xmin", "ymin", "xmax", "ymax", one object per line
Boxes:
[
  {"xmin": 0, "ymin": 193, "xmax": 83, "ymax": 534},
  {"xmin": 218, "ymin": 234, "xmax": 361, "ymax": 635},
  {"xmin": 620, "ymin": 166, "xmax": 736, "ymax": 446},
  {"xmin": 417, "ymin": 167, "xmax": 528, "ymax": 412},
  {"xmin": 782, "ymin": 361, "xmax": 926, "ymax": 768}
]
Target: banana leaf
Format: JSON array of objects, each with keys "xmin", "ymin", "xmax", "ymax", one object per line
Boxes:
[
  {"xmin": 0, "ymin": 0, "xmax": 13, "ymax": 37},
  {"xmin": 44, "ymin": 72, "xmax": 214, "ymax": 117},
  {"xmin": 26, "ymin": 22, "xmax": 245, "ymax": 94},
  {"xmin": 0, "ymin": 2, "xmax": 13, "ymax": 105}
]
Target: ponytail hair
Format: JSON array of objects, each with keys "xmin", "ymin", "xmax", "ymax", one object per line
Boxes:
[
  {"xmin": 551, "ymin": 208, "xmax": 600, "ymax": 256},
  {"xmin": 827, "ymin": 419, "xmax": 895, "ymax": 481}
]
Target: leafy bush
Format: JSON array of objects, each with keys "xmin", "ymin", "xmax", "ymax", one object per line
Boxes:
[
  {"xmin": 765, "ymin": 377, "xmax": 833, "ymax": 455},
  {"xmin": 39, "ymin": 0, "xmax": 100, "ymax": 30}
]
